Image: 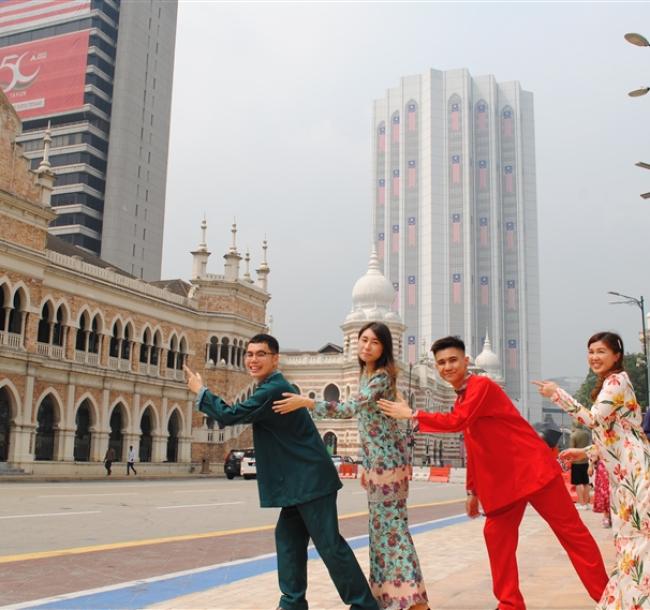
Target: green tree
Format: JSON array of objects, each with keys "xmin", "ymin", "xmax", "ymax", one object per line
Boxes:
[{"xmin": 574, "ymin": 353, "xmax": 648, "ymax": 409}]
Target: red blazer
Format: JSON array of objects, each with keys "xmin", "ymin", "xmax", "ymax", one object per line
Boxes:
[{"xmin": 417, "ymin": 375, "xmax": 560, "ymax": 513}]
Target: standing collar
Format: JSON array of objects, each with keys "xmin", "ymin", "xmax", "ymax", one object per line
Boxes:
[{"xmin": 454, "ymin": 372, "xmax": 474, "ymax": 396}]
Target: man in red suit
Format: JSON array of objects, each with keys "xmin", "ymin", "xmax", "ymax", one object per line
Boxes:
[{"xmin": 379, "ymin": 336, "xmax": 607, "ymax": 610}]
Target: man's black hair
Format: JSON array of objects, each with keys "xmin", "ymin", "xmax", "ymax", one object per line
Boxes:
[
  {"xmin": 431, "ymin": 335, "xmax": 465, "ymax": 355},
  {"xmin": 248, "ymin": 333, "xmax": 279, "ymax": 354}
]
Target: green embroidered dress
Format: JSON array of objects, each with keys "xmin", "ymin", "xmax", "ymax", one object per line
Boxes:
[{"xmin": 314, "ymin": 371, "xmax": 428, "ymax": 610}]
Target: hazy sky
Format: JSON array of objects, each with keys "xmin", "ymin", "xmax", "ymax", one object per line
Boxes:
[{"xmin": 161, "ymin": 1, "xmax": 650, "ymax": 379}]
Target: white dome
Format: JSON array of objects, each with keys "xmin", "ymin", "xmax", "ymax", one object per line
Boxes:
[
  {"xmin": 475, "ymin": 333, "xmax": 501, "ymax": 374},
  {"xmin": 347, "ymin": 249, "xmax": 401, "ymax": 324},
  {"xmin": 351, "ymin": 249, "xmax": 394, "ymax": 311}
]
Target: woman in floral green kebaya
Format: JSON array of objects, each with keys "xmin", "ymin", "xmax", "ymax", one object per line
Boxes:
[
  {"xmin": 535, "ymin": 331, "xmax": 650, "ymax": 610},
  {"xmin": 273, "ymin": 321, "xmax": 429, "ymax": 610}
]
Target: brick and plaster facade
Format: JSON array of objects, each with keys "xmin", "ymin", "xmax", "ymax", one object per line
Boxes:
[{"xmin": 0, "ymin": 90, "xmax": 269, "ymax": 475}]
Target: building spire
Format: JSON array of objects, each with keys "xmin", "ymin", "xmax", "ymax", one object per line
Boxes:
[
  {"xmin": 191, "ymin": 216, "xmax": 211, "ymax": 279},
  {"xmin": 243, "ymin": 249, "xmax": 254, "ymax": 283},
  {"xmin": 256, "ymin": 238, "xmax": 270, "ymax": 291},
  {"xmin": 223, "ymin": 219, "xmax": 242, "ymax": 281},
  {"xmin": 229, "ymin": 219, "xmax": 238, "ymax": 254},
  {"xmin": 36, "ymin": 122, "xmax": 55, "ymax": 207}
]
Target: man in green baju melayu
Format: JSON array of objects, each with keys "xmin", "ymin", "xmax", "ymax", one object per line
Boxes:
[{"xmin": 184, "ymin": 333, "xmax": 377, "ymax": 610}]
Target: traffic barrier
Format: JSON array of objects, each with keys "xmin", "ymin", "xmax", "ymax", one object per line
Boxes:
[
  {"xmin": 428, "ymin": 466, "xmax": 451, "ymax": 483},
  {"xmin": 412, "ymin": 466, "xmax": 430, "ymax": 481},
  {"xmin": 448, "ymin": 467, "xmax": 466, "ymax": 484},
  {"xmin": 339, "ymin": 463, "xmax": 358, "ymax": 478}
]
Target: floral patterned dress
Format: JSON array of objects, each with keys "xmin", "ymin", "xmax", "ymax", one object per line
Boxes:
[
  {"xmin": 314, "ymin": 371, "xmax": 428, "ymax": 610},
  {"xmin": 551, "ymin": 372, "xmax": 650, "ymax": 609}
]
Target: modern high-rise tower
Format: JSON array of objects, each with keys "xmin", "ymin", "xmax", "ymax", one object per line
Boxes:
[
  {"xmin": 372, "ymin": 69, "xmax": 542, "ymax": 421},
  {"xmin": 0, "ymin": 0, "xmax": 177, "ymax": 280}
]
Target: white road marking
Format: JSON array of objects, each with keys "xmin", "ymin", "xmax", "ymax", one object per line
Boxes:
[
  {"xmin": 38, "ymin": 493, "xmax": 139, "ymax": 498},
  {"xmin": 0, "ymin": 510, "xmax": 100, "ymax": 520},
  {"xmin": 156, "ymin": 501, "xmax": 244, "ymax": 510}
]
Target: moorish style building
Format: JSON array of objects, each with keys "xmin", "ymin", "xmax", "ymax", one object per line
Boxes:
[{"xmin": 0, "ymin": 90, "xmax": 268, "ymax": 475}]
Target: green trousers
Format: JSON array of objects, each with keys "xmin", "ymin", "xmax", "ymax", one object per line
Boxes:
[{"xmin": 275, "ymin": 491, "xmax": 378, "ymax": 610}]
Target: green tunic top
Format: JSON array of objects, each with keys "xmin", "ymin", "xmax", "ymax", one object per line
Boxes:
[{"xmin": 198, "ymin": 370, "xmax": 341, "ymax": 507}]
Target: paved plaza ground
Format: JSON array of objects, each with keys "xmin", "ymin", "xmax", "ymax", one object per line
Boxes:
[{"xmin": 6, "ymin": 502, "xmax": 615, "ymax": 610}]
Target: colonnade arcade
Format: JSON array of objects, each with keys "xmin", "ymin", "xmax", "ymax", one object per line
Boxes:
[{"xmin": 0, "ymin": 383, "xmax": 189, "ymax": 464}]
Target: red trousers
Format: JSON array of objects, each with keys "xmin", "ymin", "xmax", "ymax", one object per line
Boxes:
[{"xmin": 483, "ymin": 475, "xmax": 608, "ymax": 610}]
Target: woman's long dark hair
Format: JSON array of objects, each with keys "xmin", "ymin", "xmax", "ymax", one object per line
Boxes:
[
  {"xmin": 357, "ymin": 321, "xmax": 397, "ymax": 393},
  {"xmin": 588, "ymin": 331, "xmax": 625, "ymax": 401}
]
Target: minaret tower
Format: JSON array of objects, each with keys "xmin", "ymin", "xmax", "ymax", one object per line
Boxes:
[
  {"xmin": 36, "ymin": 124, "xmax": 55, "ymax": 207},
  {"xmin": 256, "ymin": 239, "xmax": 270, "ymax": 292},
  {"xmin": 223, "ymin": 220, "xmax": 242, "ymax": 281},
  {"xmin": 191, "ymin": 217, "xmax": 211, "ymax": 279}
]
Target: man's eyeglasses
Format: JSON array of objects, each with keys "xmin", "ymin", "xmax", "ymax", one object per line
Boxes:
[{"xmin": 244, "ymin": 351, "xmax": 277, "ymax": 359}]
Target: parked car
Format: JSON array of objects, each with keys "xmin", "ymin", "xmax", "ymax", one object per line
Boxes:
[
  {"xmin": 240, "ymin": 449, "xmax": 256, "ymax": 480},
  {"xmin": 223, "ymin": 448, "xmax": 248, "ymax": 479}
]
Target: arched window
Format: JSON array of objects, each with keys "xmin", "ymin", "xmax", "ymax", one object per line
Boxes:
[
  {"xmin": 220, "ymin": 337, "xmax": 230, "ymax": 365},
  {"xmin": 0, "ymin": 387, "xmax": 13, "ymax": 461},
  {"xmin": 75, "ymin": 312, "xmax": 89, "ymax": 351},
  {"xmin": 53, "ymin": 306, "xmax": 65, "ymax": 346},
  {"xmin": 37, "ymin": 302, "xmax": 53, "ymax": 344},
  {"xmin": 166, "ymin": 410, "xmax": 180, "ymax": 462},
  {"xmin": 151, "ymin": 330, "xmax": 162, "ymax": 366},
  {"xmin": 323, "ymin": 431, "xmax": 337, "ymax": 455},
  {"xmin": 0, "ymin": 283, "xmax": 10, "ymax": 332},
  {"xmin": 121, "ymin": 323, "xmax": 133, "ymax": 360},
  {"xmin": 207, "ymin": 336, "xmax": 219, "ymax": 363},
  {"xmin": 109, "ymin": 321, "xmax": 122, "ymax": 358},
  {"xmin": 74, "ymin": 400, "xmax": 92, "ymax": 461},
  {"xmin": 178, "ymin": 338, "xmax": 187, "ymax": 370},
  {"xmin": 8, "ymin": 289, "xmax": 24, "ymax": 334},
  {"xmin": 35, "ymin": 395, "xmax": 58, "ymax": 460},
  {"xmin": 167, "ymin": 335, "xmax": 178, "ymax": 369},
  {"xmin": 140, "ymin": 328, "xmax": 151, "ymax": 363},
  {"xmin": 140, "ymin": 407, "xmax": 154, "ymax": 462},
  {"xmin": 88, "ymin": 315, "xmax": 101, "ymax": 354},
  {"xmin": 109, "ymin": 404, "xmax": 125, "ymax": 461},
  {"xmin": 323, "ymin": 383, "xmax": 340, "ymax": 402}
]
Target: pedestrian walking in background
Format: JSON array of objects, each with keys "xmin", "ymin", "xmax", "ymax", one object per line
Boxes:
[
  {"xmin": 570, "ymin": 422, "xmax": 591, "ymax": 510},
  {"xmin": 185, "ymin": 334, "xmax": 378, "ymax": 610},
  {"xmin": 535, "ymin": 331, "xmax": 650, "ymax": 610},
  {"xmin": 273, "ymin": 321, "xmax": 429, "ymax": 610},
  {"xmin": 103, "ymin": 446, "xmax": 115, "ymax": 476},
  {"xmin": 127, "ymin": 445, "xmax": 137, "ymax": 475},
  {"xmin": 380, "ymin": 335, "xmax": 608, "ymax": 610}
]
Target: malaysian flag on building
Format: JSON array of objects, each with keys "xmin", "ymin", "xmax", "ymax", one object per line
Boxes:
[
  {"xmin": 407, "ymin": 102, "xmax": 417, "ymax": 131},
  {"xmin": 451, "ymin": 154, "xmax": 461, "ymax": 184},
  {"xmin": 479, "ymin": 216, "xmax": 489, "ymax": 247},
  {"xmin": 505, "ymin": 221, "xmax": 515, "ymax": 250},
  {"xmin": 452, "ymin": 273, "xmax": 462, "ymax": 304},
  {"xmin": 407, "ymin": 216, "xmax": 416, "ymax": 247},
  {"xmin": 378, "ymin": 124, "xmax": 386, "ymax": 152},
  {"xmin": 0, "ymin": 0, "xmax": 91, "ymax": 34},
  {"xmin": 407, "ymin": 275, "xmax": 416, "ymax": 306},
  {"xmin": 450, "ymin": 102, "xmax": 460, "ymax": 131},
  {"xmin": 392, "ymin": 224, "xmax": 400, "ymax": 253},
  {"xmin": 506, "ymin": 280, "xmax": 516, "ymax": 309},
  {"xmin": 479, "ymin": 159, "xmax": 488, "ymax": 190},
  {"xmin": 408, "ymin": 335, "xmax": 417, "ymax": 363},
  {"xmin": 392, "ymin": 282, "xmax": 399, "ymax": 312},
  {"xmin": 377, "ymin": 232, "xmax": 385, "ymax": 259},
  {"xmin": 504, "ymin": 165, "xmax": 514, "ymax": 193},
  {"xmin": 451, "ymin": 213, "xmax": 461, "ymax": 243},
  {"xmin": 392, "ymin": 169, "xmax": 400, "ymax": 196},
  {"xmin": 507, "ymin": 339, "xmax": 518, "ymax": 369},
  {"xmin": 476, "ymin": 102, "xmax": 487, "ymax": 130},
  {"xmin": 392, "ymin": 113, "xmax": 400, "ymax": 143},
  {"xmin": 377, "ymin": 178, "xmax": 385, "ymax": 205},
  {"xmin": 407, "ymin": 159, "xmax": 417, "ymax": 189},
  {"xmin": 480, "ymin": 276, "xmax": 489, "ymax": 306},
  {"xmin": 502, "ymin": 108, "xmax": 513, "ymax": 138}
]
